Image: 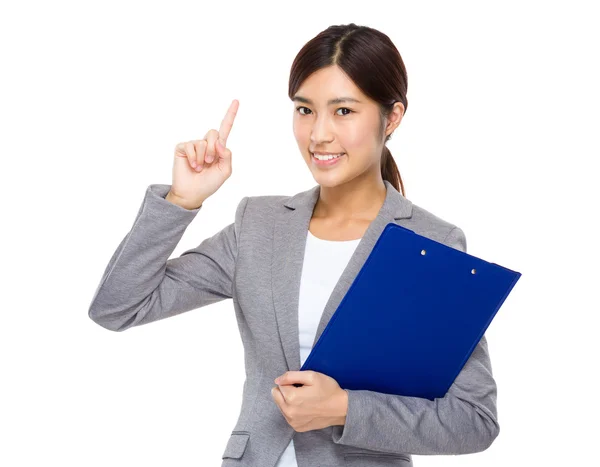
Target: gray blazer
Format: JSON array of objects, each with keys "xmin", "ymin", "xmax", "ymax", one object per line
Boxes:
[{"xmin": 88, "ymin": 180, "xmax": 499, "ymax": 467}]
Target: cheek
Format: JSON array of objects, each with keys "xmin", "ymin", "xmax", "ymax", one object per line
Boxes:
[
  {"xmin": 340, "ymin": 125, "xmax": 373, "ymax": 152},
  {"xmin": 293, "ymin": 121, "xmax": 310, "ymax": 142}
]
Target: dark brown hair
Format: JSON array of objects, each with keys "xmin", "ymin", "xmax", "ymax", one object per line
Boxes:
[{"xmin": 288, "ymin": 23, "xmax": 408, "ymax": 196}]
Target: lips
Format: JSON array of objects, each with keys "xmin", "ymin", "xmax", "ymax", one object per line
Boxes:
[
  {"xmin": 311, "ymin": 152, "xmax": 345, "ymax": 159},
  {"xmin": 310, "ymin": 151, "xmax": 346, "ymax": 166}
]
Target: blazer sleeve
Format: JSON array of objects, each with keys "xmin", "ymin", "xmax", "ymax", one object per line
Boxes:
[
  {"xmin": 88, "ymin": 183, "xmax": 249, "ymax": 332},
  {"xmin": 331, "ymin": 226, "xmax": 500, "ymax": 455}
]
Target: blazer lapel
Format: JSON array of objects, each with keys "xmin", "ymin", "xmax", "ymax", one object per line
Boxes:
[{"xmin": 271, "ymin": 180, "xmax": 414, "ymax": 372}]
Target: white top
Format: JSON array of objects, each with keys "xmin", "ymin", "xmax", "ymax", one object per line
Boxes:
[{"xmin": 275, "ymin": 230, "xmax": 362, "ymax": 467}]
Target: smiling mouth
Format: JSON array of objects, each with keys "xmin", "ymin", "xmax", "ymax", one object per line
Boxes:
[
  {"xmin": 310, "ymin": 152, "xmax": 346, "ymax": 167},
  {"xmin": 310, "ymin": 152, "xmax": 346, "ymax": 161}
]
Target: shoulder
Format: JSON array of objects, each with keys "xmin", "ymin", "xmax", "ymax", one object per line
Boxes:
[
  {"xmin": 401, "ymin": 201, "xmax": 467, "ymax": 252},
  {"xmin": 409, "ymin": 202, "xmax": 457, "ymax": 234},
  {"xmin": 231, "ymin": 194, "xmax": 291, "ymax": 238},
  {"xmin": 235, "ymin": 193, "xmax": 290, "ymax": 219}
]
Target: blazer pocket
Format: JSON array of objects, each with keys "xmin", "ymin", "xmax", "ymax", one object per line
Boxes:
[
  {"xmin": 344, "ymin": 452, "xmax": 412, "ymax": 465},
  {"xmin": 222, "ymin": 432, "xmax": 250, "ymax": 460}
]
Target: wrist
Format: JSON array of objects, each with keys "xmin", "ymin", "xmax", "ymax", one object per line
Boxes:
[
  {"xmin": 165, "ymin": 191, "xmax": 203, "ymax": 210},
  {"xmin": 332, "ymin": 388, "xmax": 348, "ymax": 426}
]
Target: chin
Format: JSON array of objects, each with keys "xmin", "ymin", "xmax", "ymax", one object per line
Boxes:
[{"xmin": 311, "ymin": 172, "xmax": 349, "ymax": 189}]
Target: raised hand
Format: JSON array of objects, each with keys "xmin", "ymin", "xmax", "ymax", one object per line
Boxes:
[{"xmin": 167, "ymin": 99, "xmax": 239, "ymax": 209}]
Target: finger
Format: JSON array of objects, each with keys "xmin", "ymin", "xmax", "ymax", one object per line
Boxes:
[
  {"xmin": 193, "ymin": 140, "xmax": 207, "ymax": 171},
  {"xmin": 276, "ymin": 371, "xmax": 313, "ymax": 386},
  {"xmin": 279, "ymin": 383, "xmax": 299, "ymax": 404},
  {"xmin": 184, "ymin": 141, "xmax": 198, "ymax": 169},
  {"xmin": 215, "ymin": 138, "xmax": 230, "ymax": 161},
  {"xmin": 176, "ymin": 142, "xmax": 192, "ymax": 161},
  {"xmin": 175, "ymin": 142, "xmax": 188, "ymax": 157},
  {"xmin": 218, "ymin": 99, "xmax": 239, "ymax": 146},
  {"xmin": 205, "ymin": 130, "xmax": 218, "ymax": 164},
  {"xmin": 272, "ymin": 386, "xmax": 289, "ymax": 408}
]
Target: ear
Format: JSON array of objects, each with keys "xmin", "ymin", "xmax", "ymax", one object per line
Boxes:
[{"xmin": 386, "ymin": 102, "xmax": 405, "ymax": 137}]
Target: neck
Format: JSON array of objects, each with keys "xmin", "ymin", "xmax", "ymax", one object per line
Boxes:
[{"xmin": 313, "ymin": 176, "xmax": 387, "ymax": 220}]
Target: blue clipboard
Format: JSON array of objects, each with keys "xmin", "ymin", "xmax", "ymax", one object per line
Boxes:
[{"xmin": 300, "ymin": 222, "xmax": 522, "ymax": 400}]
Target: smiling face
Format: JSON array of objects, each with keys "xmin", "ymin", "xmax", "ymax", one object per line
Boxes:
[{"xmin": 292, "ymin": 65, "xmax": 403, "ymax": 188}]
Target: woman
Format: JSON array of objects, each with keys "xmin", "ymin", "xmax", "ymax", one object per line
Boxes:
[{"xmin": 89, "ymin": 23, "xmax": 499, "ymax": 467}]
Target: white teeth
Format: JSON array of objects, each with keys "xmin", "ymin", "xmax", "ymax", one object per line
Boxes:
[{"xmin": 312, "ymin": 152, "xmax": 344, "ymax": 160}]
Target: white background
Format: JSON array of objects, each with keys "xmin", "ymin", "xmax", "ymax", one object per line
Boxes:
[{"xmin": 1, "ymin": 1, "xmax": 598, "ymax": 466}]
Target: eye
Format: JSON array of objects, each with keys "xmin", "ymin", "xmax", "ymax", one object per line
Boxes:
[
  {"xmin": 295, "ymin": 106, "xmax": 353, "ymax": 116},
  {"xmin": 296, "ymin": 106, "xmax": 311, "ymax": 115}
]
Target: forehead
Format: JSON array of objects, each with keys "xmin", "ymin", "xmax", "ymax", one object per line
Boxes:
[{"xmin": 292, "ymin": 65, "xmax": 365, "ymax": 105}]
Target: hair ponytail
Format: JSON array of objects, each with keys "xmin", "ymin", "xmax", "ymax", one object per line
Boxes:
[{"xmin": 381, "ymin": 145, "xmax": 405, "ymax": 197}]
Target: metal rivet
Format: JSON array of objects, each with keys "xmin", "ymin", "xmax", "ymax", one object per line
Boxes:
[
  {"xmin": 421, "ymin": 249, "xmax": 426, "ymax": 255},
  {"xmin": 471, "ymin": 268, "xmax": 477, "ymax": 274}
]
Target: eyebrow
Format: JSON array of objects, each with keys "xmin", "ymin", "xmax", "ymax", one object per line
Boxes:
[{"xmin": 291, "ymin": 95, "xmax": 362, "ymax": 105}]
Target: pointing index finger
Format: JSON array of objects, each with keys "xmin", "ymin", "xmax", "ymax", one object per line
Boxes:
[{"xmin": 218, "ymin": 99, "xmax": 239, "ymax": 145}]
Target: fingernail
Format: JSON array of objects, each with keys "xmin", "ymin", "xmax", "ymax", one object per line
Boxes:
[{"xmin": 191, "ymin": 161, "xmax": 196, "ymax": 168}]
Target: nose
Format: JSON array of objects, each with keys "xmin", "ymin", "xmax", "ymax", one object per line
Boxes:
[{"xmin": 310, "ymin": 114, "xmax": 334, "ymax": 145}]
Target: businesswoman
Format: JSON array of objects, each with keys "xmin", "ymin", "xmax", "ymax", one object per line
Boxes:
[{"xmin": 88, "ymin": 23, "xmax": 499, "ymax": 467}]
